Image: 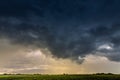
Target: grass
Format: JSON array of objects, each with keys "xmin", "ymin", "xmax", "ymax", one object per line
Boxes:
[{"xmin": 0, "ymin": 74, "xmax": 120, "ymax": 80}]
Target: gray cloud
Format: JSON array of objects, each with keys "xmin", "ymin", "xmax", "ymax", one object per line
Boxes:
[{"xmin": 0, "ymin": 0, "xmax": 120, "ymax": 63}]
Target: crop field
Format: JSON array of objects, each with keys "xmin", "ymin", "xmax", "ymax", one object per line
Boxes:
[{"xmin": 0, "ymin": 74, "xmax": 120, "ymax": 80}]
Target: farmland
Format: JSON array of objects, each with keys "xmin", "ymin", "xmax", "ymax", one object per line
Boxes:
[{"xmin": 0, "ymin": 74, "xmax": 120, "ymax": 80}]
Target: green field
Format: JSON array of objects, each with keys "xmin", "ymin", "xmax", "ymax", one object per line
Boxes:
[{"xmin": 0, "ymin": 74, "xmax": 120, "ymax": 80}]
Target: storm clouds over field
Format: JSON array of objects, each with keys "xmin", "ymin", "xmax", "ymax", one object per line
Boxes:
[{"xmin": 0, "ymin": 0, "xmax": 120, "ymax": 74}]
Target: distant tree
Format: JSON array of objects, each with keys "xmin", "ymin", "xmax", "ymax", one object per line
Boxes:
[
  {"xmin": 3, "ymin": 73, "xmax": 8, "ymax": 75},
  {"xmin": 95, "ymin": 73, "xmax": 105, "ymax": 75},
  {"xmin": 107, "ymin": 73, "xmax": 114, "ymax": 75},
  {"xmin": 95, "ymin": 73, "xmax": 114, "ymax": 75}
]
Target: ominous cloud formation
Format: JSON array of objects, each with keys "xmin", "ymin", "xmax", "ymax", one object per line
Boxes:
[{"xmin": 0, "ymin": 0, "xmax": 120, "ymax": 63}]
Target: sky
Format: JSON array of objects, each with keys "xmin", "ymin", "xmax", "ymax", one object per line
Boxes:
[{"xmin": 0, "ymin": 0, "xmax": 120, "ymax": 74}]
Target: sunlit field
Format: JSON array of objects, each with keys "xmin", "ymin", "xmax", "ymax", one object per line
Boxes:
[{"xmin": 0, "ymin": 74, "xmax": 120, "ymax": 80}]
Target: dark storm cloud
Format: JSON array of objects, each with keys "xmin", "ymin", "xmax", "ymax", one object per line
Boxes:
[
  {"xmin": 0, "ymin": 0, "xmax": 120, "ymax": 63},
  {"xmin": 89, "ymin": 25, "xmax": 120, "ymax": 61}
]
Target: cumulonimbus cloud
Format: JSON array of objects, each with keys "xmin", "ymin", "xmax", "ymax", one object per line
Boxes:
[{"xmin": 0, "ymin": 0, "xmax": 120, "ymax": 63}]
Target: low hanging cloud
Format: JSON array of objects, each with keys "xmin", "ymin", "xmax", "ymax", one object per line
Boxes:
[{"xmin": 0, "ymin": 0, "xmax": 120, "ymax": 63}]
